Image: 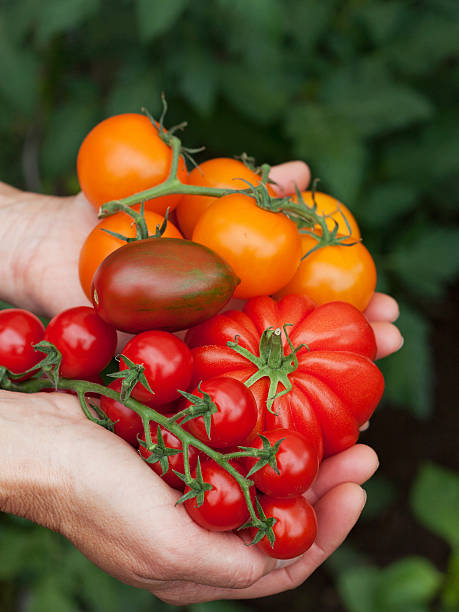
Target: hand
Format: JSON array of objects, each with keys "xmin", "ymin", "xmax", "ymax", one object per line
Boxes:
[{"xmin": 0, "ymin": 389, "xmax": 378, "ymax": 605}]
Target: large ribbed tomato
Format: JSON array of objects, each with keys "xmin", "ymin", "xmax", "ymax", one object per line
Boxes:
[{"xmin": 186, "ymin": 295, "xmax": 384, "ymax": 459}]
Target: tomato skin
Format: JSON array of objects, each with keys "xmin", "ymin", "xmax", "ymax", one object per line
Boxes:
[
  {"xmin": 252, "ymin": 495, "xmax": 317, "ymax": 559},
  {"xmin": 44, "ymin": 306, "xmax": 117, "ymax": 379},
  {"xmin": 139, "ymin": 422, "xmax": 199, "ymax": 490},
  {"xmin": 92, "ymin": 238, "xmax": 240, "ymax": 333},
  {"xmin": 99, "ymin": 379, "xmax": 143, "ymax": 446},
  {"xmin": 293, "ymin": 191, "xmax": 361, "ymax": 239},
  {"xmin": 184, "ymin": 377, "xmax": 258, "ymax": 449},
  {"xmin": 276, "ymin": 235, "xmax": 376, "ymax": 311},
  {"xmin": 77, "ymin": 113, "xmax": 187, "ymax": 213},
  {"xmin": 245, "ymin": 429, "xmax": 319, "ymax": 498},
  {"xmin": 176, "ymin": 158, "xmax": 273, "ymax": 238},
  {"xmin": 119, "ymin": 330, "xmax": 194, "ymax": 407},
  {"xmin": 0, "ymin": 309, "xmax": 45, "ymax": 375},
  {"xmin": 192, "ymin": 194, "xmax": 302, "ymax": 299},
  {"xmin": 186, "ymin": 295, "xmax": 384, "ymax": 458},
  {"xmin": 184, "ymin": 460, "xmax": 251, "ymax": 531},
  {"xmin": 79, "ymin": 210, "xmax": 182, "ymax": 300}
]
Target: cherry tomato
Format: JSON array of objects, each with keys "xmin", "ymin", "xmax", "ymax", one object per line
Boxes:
[
  {"xmin": 184, "ymin": 377, "xmax": 258, "ymax": 449},
  {"xmin": 99, "ymin": 379, "xmax": 143, "ymax": 446},
  {"xmin": 292, "ymin": 191, "xmax": 360, "ymax": 239},
  {"xmin": 0, "ymin": 309, "xmax": 45, "ymax": 375},
  {"xmin": 276, "ymin": 235, "xmax": 376, "ymax": 311},
  {"xmin": 176, "ymin": 158, "xmax": 274, "ymax": 238},
  {"xmin": 192, "ymin": 194, "xmax": 301, "ymax": 299},
  {"xmin": 184, "ymin": 459, "xmax": 251, "ymax": 531},
  {"xmin": 245, "ymin": 429, "xmax": 319, "ymax": 498},
  {"xmin": 79, "ymin": 210, "xmax": 182, "ymax": 300},
  {"xmin": 138, "ymin": 422, "xmax": 199, "ymax": 490},
  {"xmin": 77, "ymin": 113, "xmax": 188, "ymax": 214},
  {"xmin": 44, "ymin": 306, "xmax": 117, "ymax": 379},
  {"xmin": 252, "ymin": 495, "xmax": 317, "ymax": 559},
  {"xmin": 119, "ymin": 330, "xmax": 193, "ymax": 407}
]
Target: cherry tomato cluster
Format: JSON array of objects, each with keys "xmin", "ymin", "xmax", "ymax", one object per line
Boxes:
[{"xmin": 0, "ymin": 106, "xmax": 386, "ymax": 561}]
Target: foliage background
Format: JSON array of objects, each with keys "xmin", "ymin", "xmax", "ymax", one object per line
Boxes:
[{"xmin": 0, "ymin": 0, "xmax": 458, "ymax": 610}]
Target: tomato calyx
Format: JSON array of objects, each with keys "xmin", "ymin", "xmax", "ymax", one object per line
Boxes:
[
  {"xmin": 239, "ymin": 433, "xmax": 285, "ymax": 478},
  {"xmin": 138, "ymin": 425, "xmax": 183, "ymax": 476},
  {"xmin": 108, "ymin": 354, "xmax": 154, "ymax": 402},
  {"xmin": 175, "ymin": 457, "xmax": 214, "ymax": 507},
  {"xmin": 175, "ymin": 383, "xmax": 218, "ymax": 439},
  {"xmin": 98, "ymin": 201, "xmax": 171, "ymax": 243},
  {"xmin": 228, "ymin": 325, "xmax": 307, "ymax": 413},
  {"xmin": 239, "ymin": 498, "xmax": 277, "ymax": 547}
]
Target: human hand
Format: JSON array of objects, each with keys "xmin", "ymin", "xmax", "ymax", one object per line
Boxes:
[{"xmin": 0, "ymin": 389, "xmax": 378, "ymax": 604}]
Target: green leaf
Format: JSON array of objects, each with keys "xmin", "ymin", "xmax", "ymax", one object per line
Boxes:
[
  {"xmin": 135, "ymin": 0, "xmax": 189, "ymax": 42},
  {"xmin": 34, "ymin": 0, "xmax": 100, "ymax": 44},
  {"xmin": 356, "ymin": 182, "xmax": 418, "ymax": 229},
  {"xmin": 356, "ymin": 1, "xmax": 408, "ymax": 44},
  {"xmin": 375, "ymin": 557, "xmax": 442, "ymax": 610},
  {"xmin": 106, "ymin": 60, "xmax": 161, "ymax": 117},
  {"xmin": 189, "ymin": 602, "xmax": 251, "ymax": 612},
  {"xmin": 177, "ymin": 46, "xmax": 218, "ymax": 115},
  {"xmin": 442, "ymin": 551, "xmax": 459, "ymax": 610},
  {"xmin": 387, "ymin": 227, "xmax": 459, "ymax": 300},
  {"xmin": 337, "ymin": 566, "xmax": 380, "ymax": 612},
  {"xmin": 411, "ymin": 462, "xmax": 459, "ymax": 548},
  {"xmin": 27, "ymin": 575, "xmax": 74, "ymax": 612},
  {"xmin": 362, "ymin": 474, "xmax": 397, "ymax": 520},
  {"xmin": 380, "ymin": 304, "xmax": 432, "ymax": 419}
]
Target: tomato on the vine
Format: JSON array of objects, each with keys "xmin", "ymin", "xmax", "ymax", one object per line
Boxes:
[
  {"xmin": 139, "ymin": 422, "xmax": 200, "ymax": 491},
  {"xmin": 99, "ymin": 379, "xmax": 143, "ymax": 447},
  {"xmin": 176, "ymin": 158, "xmax": 274, "ymax": 238},
  {"xmin": 183, "ymin": 376, "xmax": 258, "ymax": 449},
  {"xmin": 252, "ymin": 495, "xmax": 317, "ymax": 560},
  {"xmin": 44, "ymin": 306, "xmax": 117, "ymax": 379},
  {"xmin": 245, "ymin": 429, "xmax": 319, "ymax": 498},
  {"xmin": 192, "ymin": 193, "xmax": 301, "ymax": 298},
  {"xmin": 293, "ymin": 191, "xmax": 360, "ymax": 239},
  {"xmin": 276, "ymin": 235, "xmax": 377, "ymax": 311},
  {"xmin": 77, "ymin": 113, "xmax": 188, "ymax": 214},
  {"xmin": 0, "ymin": 309, "xmax": 45, "ymax": 375},
  {"xmin": 119, "ymin": 330, "xmax": 194, "ymax": 407},
  {"xmin": 79, "ymin": 210, "xmax": 182, "ymax": 300},
  {"xmin": 183, "ymin": 459, "xmax": 251, "ymax": 531}
]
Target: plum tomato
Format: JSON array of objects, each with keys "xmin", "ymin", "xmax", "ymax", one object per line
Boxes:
[
  {"xmin": 77, "ymin": 113, "xmax": 187, "ymax": 214},
  {"xmin": 252, "ymin": 494, "xmax": 317, "ymax": 559},
  {"xmin": 44, "ymin": 306, "xmax": 117, "ymax": 379},
  {"xmin": 0, "ymin": 309, "xmax": 45, "ymax": 375},
  {"xmin": 119, "ymin": 330, "xmax": 194, "ymax": 407},
  {"xmin": 100, "ymin": 379, "xmax": 143, "ymax": 446},
  {"xmin": 183, "ymin": 377, "xmax": 258, "ymax": 449},
  {"xmin": 184, "ymin": 459, "xmax": 251, "ymax": 531},
  {"xmin": 245, "ymin": 429, "xmax": 319, "ymax": 498},
  {"xmin": 138, "ymin": 422, "xmax": 199, "ymax": 490}
]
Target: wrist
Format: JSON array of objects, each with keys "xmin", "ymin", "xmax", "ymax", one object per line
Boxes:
[{"xmin": 0, "ymin": 390, "xmax": 70, "ymax": 533}]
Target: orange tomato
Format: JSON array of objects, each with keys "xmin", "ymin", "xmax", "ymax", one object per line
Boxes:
[
  {"xmin": 292, "ymin": 191, "xmax": 360, "ymax": 239},
  {"xmin": 192, "ymin": 194, "xmax": 301, "ymax": 299},
  {"xmin": 176, "ymin": 157, "xmax": 274, "ymax": 238},
  {"xmin": 276, "ymin": 234, "xmax": 376, "ymax": 311},
  {"xmin": 79, "ymin": 210, "xmax": 182, "ymax": 300},
  {"xmin": 77, "ymin": 113, "xmax": 188, "ymax": 214}
]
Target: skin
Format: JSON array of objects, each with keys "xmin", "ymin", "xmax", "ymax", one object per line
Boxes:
[{"xmin": 0, "ymin": 162, "xmax": 403, "ymax": 604}]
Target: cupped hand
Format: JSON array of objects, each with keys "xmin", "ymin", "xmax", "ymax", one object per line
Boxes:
[{"xmin": 0, "ymin": 389, "xmax": 377, "ymax": 605}]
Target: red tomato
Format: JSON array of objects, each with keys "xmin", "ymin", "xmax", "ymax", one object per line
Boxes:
[
  {"xmin": 79, "ymin": 210, "xmax": 182, "ymax": 300},
  {"xmin": 183, "ymin": 377, "xmax": 258, "ymax": 449},
  {"xmin": 77, "ymin": 113, "xmax": 188, "ymax": 214},
  {"xmin": 138, "ymin": 422, "xmax": 199, "ymax": 490},
  {"xmin": 186, "ymin": 295, "xmax": 384, "ymax": 458},
  {"xmin": 119, "ymin": 330, "xmax": 194, "ymax": 407},
  {"xmin": 99, "ymin": 379, "xmax": 143, "ymax": 446},
  {"xmin": 44, "ymin": 306, "xmax": 117, "ymax": 379},
  {"xmin": 176, "ymin": 157, "xmax": 275, "ymax": 238},
  {"xmin": 252, "ymin": 495, "xmax": 317, "ymax": 559},
  {"xmin": 0, "ymin": 309, "xmax": 45, "ymax": 375},
  {"xmin": 245, "ymin": 429, "xmax": 319, "ymax": 498},
  {"xmin": 192, "ymin": 193, "xmax": 301, "ymax": 299},
  {"xmin": 184, "ymin": 459, "xmax": 251, "ymax": 531}
]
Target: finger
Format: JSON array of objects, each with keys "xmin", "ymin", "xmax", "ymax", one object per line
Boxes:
[
  {"xmin": 365, "ymin": 292, "xmax": 400, "ymax": 322},
  {"xmin": 371, "ymin": 321, "xmax": 404, "ymax": 359},
  {"xmin": 269, "ymin": 162, "xmax": 311, "ymax": 196},
  {"xmin": 305, "ymin": 444, "xmax": 378, "ymax": 505}
]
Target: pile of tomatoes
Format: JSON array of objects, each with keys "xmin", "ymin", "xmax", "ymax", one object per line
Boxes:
[{"xmin": 0, "ymin": 110, "xmax": 385, "ymax": 560}]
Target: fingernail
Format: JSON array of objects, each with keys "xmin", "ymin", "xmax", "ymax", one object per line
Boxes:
[
  {"xmin": 274, "ymin": 555, "xmax": 304, "ymax": 570},
  {"xmin": 397, "ymin": 335, "xmax": 404, "ymax": 350}
]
